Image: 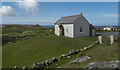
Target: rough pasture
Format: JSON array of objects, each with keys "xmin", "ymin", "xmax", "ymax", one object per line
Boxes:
[{"xmin": 2, "ymin": 26, "xmax": 97, "ymax": 68}]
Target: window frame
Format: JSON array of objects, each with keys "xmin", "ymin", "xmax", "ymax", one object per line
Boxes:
[
  {"xmin": 80, "ymin": 27, "xmax": 84, "ymax": 33},
  {"xmin": 66, "ymin": 28, "xmax": 68, "ymax": 33}
]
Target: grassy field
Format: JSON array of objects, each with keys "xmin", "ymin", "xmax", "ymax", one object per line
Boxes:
[
  {"xmin": 0, "ymin": 47, "xmax": 2, "ymax": 69},
  {"xmin": 61, "ymin": 36, "xmax": 118, "ymax": 68},
  {"xmin": 2, "ymin": 34, "xmax": 97, "ymax": 68},
  {"xmin": 2, "ymin": 25, "xmax": 119, "ymax": 68},
  {"xmin": 2, "ymin": 26, "xmax": 54, "ymax": 37},
  {"xmin": 2, "ymin": 26, "xmax": 54, "ymax": 44},
  {"xmin": 46, "ymin": 36, "xmax": 118, "ymax": 68}
]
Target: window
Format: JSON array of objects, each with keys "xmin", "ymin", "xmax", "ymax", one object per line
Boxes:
[
  {"xmin": 80, "ymin": 27, "xmax": 83, "ymax": 32},
  {"xmin": 66, "ymin": 28, "xmax": 68, "ymax": 33}
]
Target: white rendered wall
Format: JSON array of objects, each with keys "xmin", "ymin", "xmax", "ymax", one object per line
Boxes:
[
  {"xmin": 55, "ymin": 24, "xmax": 60, "ymax": 36},
  {"xmin": 55, "ymin": 24, "xmax": 74, "ymax": 38},
  {"xmin": 74, "ymin": 16, "xmax": 90, "ymax": 38},
  {"xmin": 107, "ymin": 28, "xmax": 111, "ymax": 30},
  {"xmin": 104, "ymin": 28, "xmax": 113, "ymax": 31},
  {"xmin": 62, "ymin": 24, "xmax": 74, "ymax": 38},
  {"xmin": 92, "ymin": 29, "xmax": 96, "ymax": 36}
]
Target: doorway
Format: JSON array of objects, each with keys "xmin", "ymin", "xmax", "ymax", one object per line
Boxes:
[
  {"xmin": 59, "ymin": 25, "xmax": 64, "ymax": 36},
  {"xmin": 90, "ymin": 28, "xmax": 92, "ymax": 36}
]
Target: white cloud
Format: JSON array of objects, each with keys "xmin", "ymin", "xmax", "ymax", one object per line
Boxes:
[
  {"xmin": 16, "ymin": 0, "xmax": 39, "ymax": 14},
  {"xmin": 101, "ymin": 14, "xmax": 118, "ymax": 17},
  {"xmin": 0, "ymin": 6, "xmax": 16, "ymax": 16}
]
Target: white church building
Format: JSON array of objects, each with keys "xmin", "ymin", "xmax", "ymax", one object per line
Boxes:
[{"xmin": 55, "ymin": 13, "xmax": 96, "ymax": 38}]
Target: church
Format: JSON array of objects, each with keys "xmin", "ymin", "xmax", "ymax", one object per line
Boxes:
[{"xmin": 54, "ymin": 13, "xmax": 96, "ymax": 38}]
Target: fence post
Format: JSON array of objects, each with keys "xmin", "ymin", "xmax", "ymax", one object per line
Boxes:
[
  {"xmin": 98, "ymin": 36, "xmax": 102, "ymax": 44},
  {"xmin": 110, "ymin": 35, "xmax": 114, "ymax": 44}
]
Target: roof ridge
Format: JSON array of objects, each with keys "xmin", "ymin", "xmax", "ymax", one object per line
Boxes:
[
  {"xmin": 55, "ymin": 13, "xmax": 84, "ymax": 24},
  {"xmin": 62, "ymin": 14, "xmax": 82, "ymax": 18}
]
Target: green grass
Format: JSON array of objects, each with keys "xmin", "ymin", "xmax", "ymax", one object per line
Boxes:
[
  {"xmin": 37, "ymin": 36, "xmax": 118, "ymax": 68},
  {"xmin": 2, "ymin": 26, "xmax": 118, "ymax": 68},
  {"xmin": 2, "ymin": 35, "xmax": 97, "ymax": 68},
  {"xmin": 2, "ymin": 26, "xmax": 54, "ymax": 37},
  {"xmin": 0, "ymin": 47, "xmax": 2, "ymax": 69},
  {"xmin": 59, "ymin": 36, "xmax": 118, "ymax": 68},
  {"xmin": 2, "ymin": 26, "xmax": 54, "ymax": 44},
  {"xmin": 60, "ymin": 44, "xmax": 118, "ymax": 68}
]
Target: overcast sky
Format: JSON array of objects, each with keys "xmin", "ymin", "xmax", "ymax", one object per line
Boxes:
[{"xmin": 1, "ymin": 0, "xmax": 118, "ymax": 26}]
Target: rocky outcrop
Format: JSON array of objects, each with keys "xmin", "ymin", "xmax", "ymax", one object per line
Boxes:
[
  {"xmin": 83, "ymin": 60, "xmax": 120, "ymax": 70},
  {"xmin": 69, "ymin": 56, "xmax": 90, "ymax": 64}
]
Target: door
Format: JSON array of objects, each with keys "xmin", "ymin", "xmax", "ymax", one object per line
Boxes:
[
  {"xmin": 90, "ymin": 29, "xmax": 92, "ymax": 36},
  {"xmin": 62, "ymin": 28, "xmax": 64, "ymax": 36},
  {"xmin": 59, "ymin": 25, "xmax": 64, "ymax": 36}
]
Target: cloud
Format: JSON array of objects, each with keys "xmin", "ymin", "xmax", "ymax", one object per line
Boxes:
[
  {"xmin": 101, "ymin": 14, "xmax": 118, "ymax": 17},
  {"xmin": 16, "ymin": 0, "xmax": 39, "ymax": 14},
  {"xmin": 0, "ymin": 6, "xmax": 16, "ymax": 16}
]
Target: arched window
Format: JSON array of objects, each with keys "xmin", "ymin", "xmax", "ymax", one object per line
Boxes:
[
  {"xmin": 66, "ymin": 28, "xmax": 68, "ymax": 33},
  {"xmin": 80, "ymin": 27, "xmax": 83, "ymax": 32}
]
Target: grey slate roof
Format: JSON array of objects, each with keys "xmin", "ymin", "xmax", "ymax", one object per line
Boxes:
[
  {"xmin": 59, "ymin": 16, "xmax": 79, "ymax": 23},
  {"xmin": 55, "ymin": 14, "xmax": 82, "ymax": 24}
]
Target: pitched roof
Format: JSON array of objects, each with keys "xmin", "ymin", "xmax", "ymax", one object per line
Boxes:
[{"xmin": 55, "ymin": 14, "xmax": 82, "ymax": 24}]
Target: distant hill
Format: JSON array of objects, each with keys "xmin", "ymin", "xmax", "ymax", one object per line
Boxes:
[
  {"xmin": 5, "ymin": 24, "xmax": 43, "ymax": 28},
  {"xmin": 42, "ymin": 25, "xmax": 54, "ymax": 28}
]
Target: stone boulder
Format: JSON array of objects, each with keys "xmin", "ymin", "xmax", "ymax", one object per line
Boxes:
[
  {"xmin": 14, "ymin": 66, "xmax": 18, "ymax": 69},
  {"xmin": 52, "ymin": 57, "xmax": 58, "ymax": 62},
  {"xmin": 45, "ymin": 60, "xmax": 49, "ymax": 66},
  {"xmin": 67, "ymin": 56, "xmax": 71, "ymax": 59},
  {"xmin": 61, "ymin": 54, "xmax": 66, "ymax": 57},
  {"xmin": 83, "ymin": 60, "xmax": 120, "ymax": 69},
  {"xmin": 41, "ymin": 62, "xmax": 45, "ymax": 66},
  {"xmin": 76, "ymin": 49, "xmax": 80, "ymax": 53},
  {"xmin": 23, "ymin": 66, "xmax": 28, "ymax": 70},
  {"xmin": 80, "ymin": 49, "xmax": 83, "ymax": 51},
  {"xmin": 69, "ymin": 56, "xmax": 90, "ymax": 64},
  {"xmin": 83, "ymin": 47, "xmax": 88, "ymax": 51},
  {"xmin": 33, "ymin": 63, "xmax": 37, "ymax": 67},
  {"xmin": 58, "ymin": 56, "xmax": 63, "ymax": 60}
]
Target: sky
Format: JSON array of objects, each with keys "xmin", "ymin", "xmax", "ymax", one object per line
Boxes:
[
  {"xmin": 0, "ymin": 1, "xmax": 118, "ymax": 26},
  {"xmin": 1, "ymin": 0, "xmax": 120, "ymax": 2}
]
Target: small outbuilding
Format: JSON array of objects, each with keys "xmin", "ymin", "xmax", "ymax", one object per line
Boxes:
[
  {"xmin": 103, "ymin": 26, "xmax": 115, "ymax": 31},
  {"xmin": 55, "ymin": 13, "xmax": 96, "ymax": 38}
]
